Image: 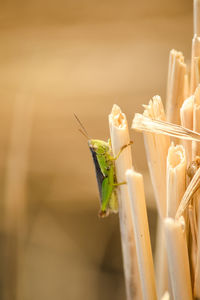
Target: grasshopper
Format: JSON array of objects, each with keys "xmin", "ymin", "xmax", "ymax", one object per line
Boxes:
[{"xmin": 74, "ymin": 114, "xmax": 132, "ymax": 217}]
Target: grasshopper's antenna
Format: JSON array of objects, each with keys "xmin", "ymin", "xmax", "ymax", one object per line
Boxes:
[
  {"xmin": 78, "ymin": 128, "xmax": 89, "ymax": 140},
  {"xmin": 74, "ymin": 113, "xmax": 90, "ymax": 139}
]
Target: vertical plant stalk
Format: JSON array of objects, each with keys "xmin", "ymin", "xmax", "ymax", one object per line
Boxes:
[
  {"xmin": 183, "ymin": 74, "xmax": 189, "ymax": 100},
  {"xmin": 137, "ymin": 96, "xmax": 170, "ymax": 298},
  {"xmin": 109, "ymin": 104, "xmax": 142, "ymax": 300},
  {"xmin": 4, "ymin": 96, "xmax": 34, "ymax": 300},
  {"xmin": 180, "ymin": 96, "xmax": 194, "ymax": 166},
  {"xmin": 194, "ymin": 200, "xmax": 200, "ymax": 297},
  {"xmin": 194, "ymin": 0, "xmax": 200, "ymax": 36},
  {"xmin": 161, "ymin": 291, "xmax": 170, "ymax": 300},
  {"xmin": 142, "ymin": 95, "xmax": 170, "ymax": 218},
  {"xmin": 189, "ymin": 85, "xmax": 200, "ymax": 298},
  {"xmin": 166, "ymin": 49, "xmax": 186, "ymax": 124},
  {"xmin": 192, "ymin": 84, "xmax": 200, "ymax": 158},
  {"xmin": 126, "ymin": 169, "xmax": 157, "ymax": 300},
  {"xmin": 191, "ymin": 0, "xmax": 200, "ymax": 94},
  {"xmin": 190, "ymin": 35, "xmax": 200, "ymax": 94},
  {"xmin": 166, "ymin": 143, "xmax": 186, "ymax": 218},
  {"xmin": 154, "ymin": 217, "xmax": 169, "ymax": 298},
  {"xmin": 164, "ymin": 217, "xmax": 193, "ymax": 300}
]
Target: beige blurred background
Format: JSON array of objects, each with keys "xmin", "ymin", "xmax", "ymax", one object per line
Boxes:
[{"xmin": 0, "ymin": 0, "xmax": 193, "ymax": 299}]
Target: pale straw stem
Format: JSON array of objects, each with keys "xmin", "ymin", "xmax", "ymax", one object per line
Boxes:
[
  {"xmin": 164, "ymin": 217, "xmax": 193, "ymax": 300},
  {"xmin": 109, "ymin": 104, "xmax": 142, "ymax": 300},
  {"xmin": 126, "ymin": 169, "xmax": 157, "ymax": 300}
]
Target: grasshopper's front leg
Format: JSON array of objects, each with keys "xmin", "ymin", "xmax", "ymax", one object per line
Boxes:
[
  {"xmin": 108, "ymin": 140, "xmax": 133, "ymax": 186},
  {"xmin": 108, "ymin": 140, "xmax": 133, "ymax": 161},
  {"xmin": 114, "ymin": 141, "xmax": 133, "ymax": 160},
  {"xmin": 113, "ymin": 181, "xmax": 126, "ymax": 186}
]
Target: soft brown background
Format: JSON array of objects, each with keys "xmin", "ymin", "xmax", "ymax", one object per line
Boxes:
[{"xmin": 0, "ymin": 0, "xmax": 193, "ymax": 299}]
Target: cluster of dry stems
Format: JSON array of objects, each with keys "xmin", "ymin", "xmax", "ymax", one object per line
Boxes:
[{"xmin": 109, "ymin": 1, "xmax": 200, "ymax": 299}]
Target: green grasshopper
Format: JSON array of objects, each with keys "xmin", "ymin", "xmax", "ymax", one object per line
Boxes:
[{"xmin": 74, "ymin": 114, "xmax": 132, "ymax": 217}]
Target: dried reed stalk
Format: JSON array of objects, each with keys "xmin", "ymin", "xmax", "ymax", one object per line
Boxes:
[
  {"xmin": 164, "ymin": 217, "xmax": 193, "ymax": 300},
  {"xmin": 191, "ymin": 86, "xmax": 200, "ymax": 296},
  {"xmin": 194, "ymin": 201, "xmax": 200, "ymax": 296},
  {"xmin": 180, "ymin": 96, "xmax": 194, "ymax": 166},
  {"xmin": 154, "ymin": 216, "xmax": 169, "ymax": 298},
  {"xmin": 190, "ymin": 35, "xmax": 200, "ymax": 94},
  {"xmin": 166, "ymin": 143, "xmax": 186, "ymax": 218},
  {"xmin": 190, "ymin": 85, "xmax": 200, "ymax": 293},
  {"xmin": 138, "ymin": 96, "xmax": 170, "ymax": 298},
  {"xmin": 190, "ymin": 0, "xmax": 200, "ymax": 93},
  {"xmin": 194, "ymin": 0, "xmax": 200, "ymax": 36},
  {"xmin": 166, "ymin": 49, "xmax": 186, "ymax": 124},
  {"xmin": 193, "ymin": 84, "xmax": 200, "ymax": 158},
  {"xmin": 126, "ymin": 169, "xmax": 157, "ymax": 300},
  {"xmin": 183, "ymin": 74, "xmax": 189, "ymax": 100},
  {"xmin": 4, "ymin": 96, "xmax": 34, "ymax": 300},
  {"xmin": 109, "ymin": 104, "xmax": 142, "ymax": 300},
  {"xmin": 161, "ymin": 291, "xmax": 170, "ymax": 300},
  {"xmin": 142, "ymin": 96, "xmax": 170, "ymax": 218}
]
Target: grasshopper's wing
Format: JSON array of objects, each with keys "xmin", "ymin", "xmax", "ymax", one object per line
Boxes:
[{"xmin": 89, "ymin": 147, "xmax": 105, "ymax": 201}]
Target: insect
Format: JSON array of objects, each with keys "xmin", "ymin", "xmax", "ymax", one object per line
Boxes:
[
  {"xmin": 187, "ymin": 156, "xmax": 200, "ymax": 179},
  {"xmin": 74, "ymin": 114, "xmax": 132, "ymax": 217}
]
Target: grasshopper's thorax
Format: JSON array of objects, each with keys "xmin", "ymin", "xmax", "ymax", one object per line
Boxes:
[{"xmin": 88, "ymin": 139, "xmax": 113, "ymax": 177}]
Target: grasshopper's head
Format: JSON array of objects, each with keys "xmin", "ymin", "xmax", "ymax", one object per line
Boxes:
[{"xmin": 88, "ymin": 139, "xmax": 110, "ymax": 154}]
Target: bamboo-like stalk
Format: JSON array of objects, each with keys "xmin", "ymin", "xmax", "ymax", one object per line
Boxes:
[
  {"xmin": 183, "ymin": 74, "xmax": 189, "ymax": 100},
  {"xmin": 193, "ymin": 84, "xmax": 200, "ymax": 158},
  {"xmin": 194, "ymin": 0, "xmax": 200, "ymax": 36},
  {"xmin": 161, "ymin": 291, "xmax": 170, "ymax": 300},
  {"xmin": 126, "ymin": 169, "xmax": 157, "ymax": 300},
  {"xmin": 3, "ymin": 96, "xmax": 34, "ymax": 300},
  {"xmin": 154, "ymin": 216, "xmax": 169, "ymax": 299},
  {"xmin": 190, "ymin": 35, "xmax": 200, "ymax": 94},
  {"xmin": 164, "ymin": 217, "xmax": 193, "ymax": 300},
  {"xmin": 189, "ymin": 85, "xmax": 200, "ymax": 297},
  {"xmin": 166, "ymin": 143, "xmax": 186, "ymax": 218},
  {"xmin": 166, "ymin": 49, "xmax": 186, "ymax": 124},
  {"xmin": 142, "ymin": 96, "xmax": 170, "ymax": 218},
  {"xmin": 109, "ymin": 104, "xmax": 142, "ymax": 300},
  {"xmin": 194, "ymin": 201, "xmax": 200, "ymax": 297},
  {"xmin": 140, "ymin": 96, "xmax": 170, "ymax": 297},
  {"xmin": 180, "ymin": 96, "xmax": 194, "ymax": 166}
]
